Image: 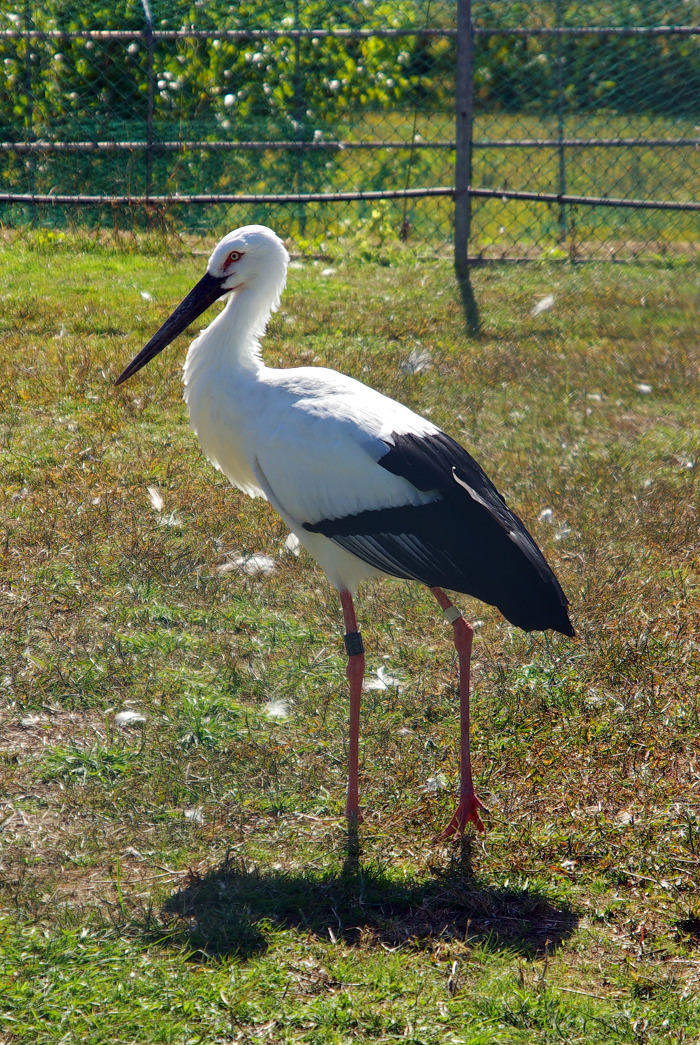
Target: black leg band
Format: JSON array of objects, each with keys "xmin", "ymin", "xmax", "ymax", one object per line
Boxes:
[{"xmin": 344, "ymin": 631, "xmax": 364, "ymax": 657}]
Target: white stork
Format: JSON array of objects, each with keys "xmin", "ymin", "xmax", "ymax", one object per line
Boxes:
[{"xmin": 115, "ymin": 225, "xmax": 574, "ymax": 838}]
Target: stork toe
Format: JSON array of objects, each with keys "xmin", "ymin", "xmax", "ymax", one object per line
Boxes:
[{"xmin": 435, "ymin": 794, "xmax": 487, "ymax": 840}]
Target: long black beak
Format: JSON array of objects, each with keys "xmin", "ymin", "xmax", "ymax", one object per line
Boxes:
[{"xmin": 114, "ymin": 271, "xmax": 228, "ymax": 386}]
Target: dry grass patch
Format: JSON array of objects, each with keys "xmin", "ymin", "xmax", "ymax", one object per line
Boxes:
[{"xmin": 0, "ymin": 233, "xmax": 698, "ymax": 1043}]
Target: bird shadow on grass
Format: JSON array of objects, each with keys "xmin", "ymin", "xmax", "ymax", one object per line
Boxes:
[{"xmin": 149, "ymin": 832, "xmax": 578, "ymax": 962}]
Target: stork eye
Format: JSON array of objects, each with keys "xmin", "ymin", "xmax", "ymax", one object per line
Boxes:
[{"xmin": 224, "ymin": 249, "xmax": 243, "ymax": 268}]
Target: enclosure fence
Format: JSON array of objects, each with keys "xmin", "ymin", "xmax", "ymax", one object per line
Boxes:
[{"xmin": 1, "ymin": 1, "xmax": 698, "ymax": 260}]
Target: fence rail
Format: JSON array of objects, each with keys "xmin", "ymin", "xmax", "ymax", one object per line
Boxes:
[
  {"xmin": 3, "ymin": 137, "xmax": 699, "ymax": 152},
  {"xmin": 2, "ymin": 25, "xmax": 698, "ymax": 38},
  {"xmin": 1, "ymin": 1, "xmax": 698, "ymax": 260},
  {"xmin": 4, "ymin": 188, "xmax": 697, "ymax": 212}
]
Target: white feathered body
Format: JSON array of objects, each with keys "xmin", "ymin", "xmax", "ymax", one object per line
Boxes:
[{"xmin": 183, "ymin": 294, "xmax": 438, "ymax": 591}]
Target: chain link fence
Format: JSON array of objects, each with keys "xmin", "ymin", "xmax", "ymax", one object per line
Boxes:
[
  {"xmin": 1, "ymin": 1, "xmax": 698, "ymax": 259},
  {"xmin": 471, "ymin": 2, "xmax": 699, "ymax": 260}
]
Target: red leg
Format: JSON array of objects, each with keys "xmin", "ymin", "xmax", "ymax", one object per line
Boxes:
[
  {"xmin": 430, "ymin": 587, "xmax": 486, "ymax": 837},
  {"xmin": 340, "ymin": 589, "xmax": 365, "ymax": 825}
]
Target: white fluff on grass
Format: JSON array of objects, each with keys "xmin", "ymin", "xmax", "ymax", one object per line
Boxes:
[
  {"xmin": 531, "ymin": 294, "xmax": 555, "ymax": 316},
  {"xmin": 283, "ymin": 532, "xmax": 301, "ymax": 556},
  {"xmin": 146, "ymin": 485, "xmax": 181, "ymax": 526},
  {"xmin": 20, "ymin": 714, "xmax": 45, "ymax": 729},
  {"xmin": 147, "ymin": 485, "xmax": 164, "ymax": 512},
  {"xmin": 114, "ymin": 710, "xmax": 147, "ymax": 728},
  {"xmin": 400, "ymin": 348, "xmax": 432, "ymax": 374},
  {"xmin": 425, "ymin": 772, "xmax": 450, "ymax": 793},
  {"xmin": 264, "ymin": 700, "xmax": 289, "ymax": 720},
  {"xmin": 215, "ymin": 553, "xmax": 277, "ymax": 576},
  {"xmin": 364, "ymin": 665, "xmax": 402, "ymax": 691}
]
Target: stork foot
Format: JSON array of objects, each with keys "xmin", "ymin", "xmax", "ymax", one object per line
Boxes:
[{"xmin": 435, "ymin": 793, "xmax": 487, "ymax": 840}]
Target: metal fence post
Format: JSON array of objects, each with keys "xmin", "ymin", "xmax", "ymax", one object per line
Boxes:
[
  {"xmin": 140, "ymin": 0, "xmax": 154, "ymax": 199},
  {"xmin": 294, "ymin": 0, "xmax": 306, "ymax": 233},
  {"xmin": 556, "ymin": 0, "xmax": 567, "ymax": 245},
  {"xmin": 454, "ymin": 0, "xmax": 479, "ymax": 336},
  {"xmin": 23, "ymin": 0, "xmax": 36, "ymax": 219}
]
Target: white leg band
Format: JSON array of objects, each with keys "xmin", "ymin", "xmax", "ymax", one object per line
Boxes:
[{"xmin": 443, "ymin": 605, "xmax": 463, "ymax": 625}]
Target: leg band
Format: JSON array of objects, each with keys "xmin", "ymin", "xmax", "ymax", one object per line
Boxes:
[
  {"xmin": 443, "ymin": 605, "xmax": 463, "ymax": 625},
  {"xmin": 344, "ymin": 631, "xmax": 365, "ymax": 657}
]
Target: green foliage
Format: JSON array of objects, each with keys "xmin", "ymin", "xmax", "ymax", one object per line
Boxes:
[
  {"xmin": 42, "ymin": 742, "xmax": 140, "ymax": 783},
  {"xmin": 1, "ymin": 0, "xmax": 697, "ymax": 209},
  {"xmin": 473, "ymin": 2, "xmax": 700, "ymax": 114}
]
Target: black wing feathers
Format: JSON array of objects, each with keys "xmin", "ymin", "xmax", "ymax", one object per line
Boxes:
[{"xmin": 304, "ymin": 430, "xmax": 574, "ymax": 637}]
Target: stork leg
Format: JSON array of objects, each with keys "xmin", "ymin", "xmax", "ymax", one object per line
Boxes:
[
  {"xmin": 430, "ymin": 587, "xmax": 486, "ymax": 837},
  {"xmin": 340, "ymin": 589, "xmax": 365, "ymax": 825}
]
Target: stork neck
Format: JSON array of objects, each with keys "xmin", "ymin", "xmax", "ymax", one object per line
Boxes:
[{"xmin": 211, "ymin": 282, "xmax": 277, "ymax": 372}]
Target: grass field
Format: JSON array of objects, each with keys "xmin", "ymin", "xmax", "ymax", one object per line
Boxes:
[{"xmin": 0, "ymin": 230, "xmax": 699, "ymax": 1043}]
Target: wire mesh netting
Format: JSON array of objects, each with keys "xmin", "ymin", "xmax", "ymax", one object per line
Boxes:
[
  {"xmin": 0, "ymin": 0, "xmax": 698, "ymax": 258},
  {"xmin": 471, "ymin": 1, "xmax": 700, "ymax": 260}
]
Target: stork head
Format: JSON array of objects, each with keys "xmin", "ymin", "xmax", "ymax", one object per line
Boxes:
[
  {"xmin": 207, "ymin": 225, "xmax": 289, "ymax": 303},
  {"xmin": 115, "ymin": 225, "xmax": 289, "ymax": 386}
]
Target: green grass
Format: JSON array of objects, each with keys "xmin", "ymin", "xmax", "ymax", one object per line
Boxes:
[{"xmin": 0, "ymin": 230, "xmax": 699, "ymax": 1043}]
